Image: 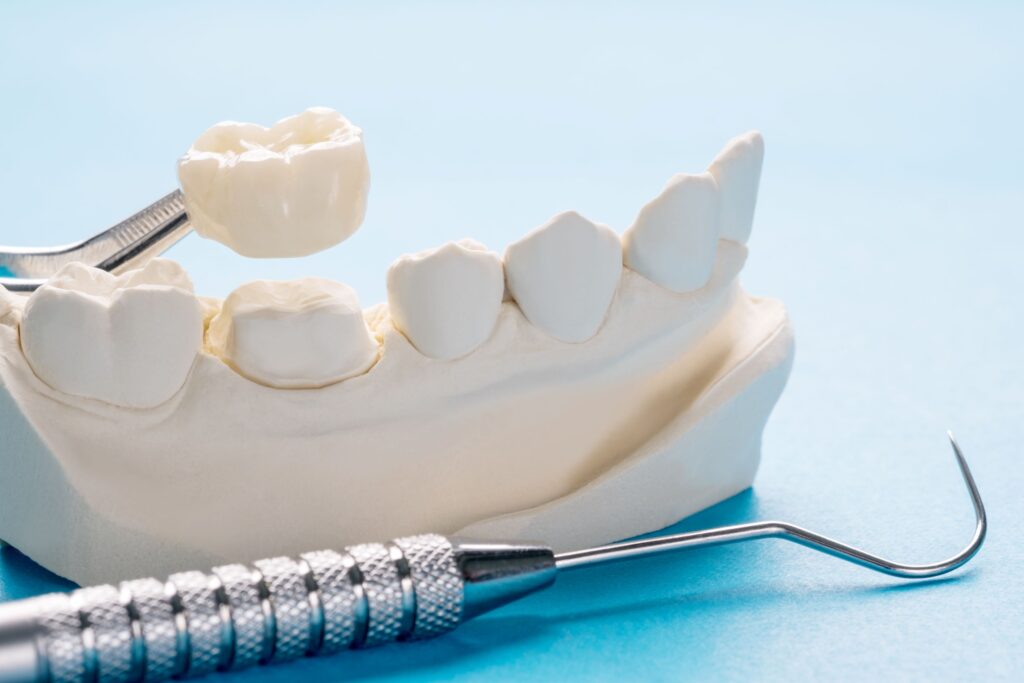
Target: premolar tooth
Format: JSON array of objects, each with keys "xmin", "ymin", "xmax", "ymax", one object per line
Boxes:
[
  {"xmin": 623, "ymin": 172, "xmax": 721, "ymax": 293},
  {"xmin": 19, "ymin": 259, "xmax": 203, "ymax": 408},
  {"xmin": 177, "ymin": 107, "xmax": 370, "ymax": 258},
  {"xmin": 708, "ymin": 131, "xmax": 764, "ymax": 244},
  {"xmin": 387, "ymin": 240, "xmax": 504, "ymax": 360},
  {"xmin": 207, "ymin": 278, "xmax": 378, "ymax": 389},
  {"xmin": 504, "ymin": 211, "xmax": 622, "ymax": 343}
]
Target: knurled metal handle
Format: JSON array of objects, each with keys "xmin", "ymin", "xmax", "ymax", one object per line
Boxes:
[{"xmin": 25, "ymin": 534, "xmax": 462, "ymax": 683}]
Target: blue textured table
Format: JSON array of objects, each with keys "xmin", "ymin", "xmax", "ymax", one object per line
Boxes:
[{"xmin": 1, "ymin": 2, "xmax": 1022, "ymax": 680}]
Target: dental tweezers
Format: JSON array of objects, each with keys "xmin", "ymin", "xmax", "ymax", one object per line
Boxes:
[
  {"xmin": 0, "ymin": 433, "xmax": 986, "ymax": 682},
  {"xmin": 0, "ymin": 191, "xmax": 191, "ymax": 292}
]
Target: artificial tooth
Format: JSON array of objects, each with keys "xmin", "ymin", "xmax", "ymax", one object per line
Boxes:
[
  {"xmin": 387, "ymin": 240, "xmax": 504, "ymax": 360},
  {"xmin": 177, "ymin": 107, "xmax": 370, "ymax": 258},
  {"xmin": 707, "ymin": 131, "xmax": 764, "ymax": 244},
  {"xmin": 207, "ymin": 278, "xmax": 378, "ymax": 389},
  {"xmin": 622, "ymin": 172, "xmax": 721, "ymax": 293},
  {"xmin": 19, "ymin": 259, "xmax": 203, "ymax": 408},
  {"xmin": 504, "ymin": 211, "xmax": 622, "ymax": 343}
]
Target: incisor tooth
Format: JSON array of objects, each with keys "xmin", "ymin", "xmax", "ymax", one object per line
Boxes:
[
  {"xmin": 708, "ymin": 131, "xmax": 764, "ymax": 244},
  {"xmin": 504, "ymin": 211, "xmax": 622, "ymax": 343},
  {"xmin": 177, "ymin": 107, "xmax": 370, "ymax": 258},
  {"xmin": 19, "ymin": 259, "xmax": 203, "ymax": 408},
  {"xmin": 207, "ymin": 278, "xmax": 377, "ymax": 389},
  {"xmin": 623, "ymin": 172, "xmax": 721, "ymax": 293},
  {"xmin": 387, "ymin": 240, "xmax": 504, "ymax": 360}
]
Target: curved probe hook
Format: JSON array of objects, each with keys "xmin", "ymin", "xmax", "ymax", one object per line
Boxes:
[{"xmin": 556, "ymin": 432, "xmax": 987, "ymax": 578}]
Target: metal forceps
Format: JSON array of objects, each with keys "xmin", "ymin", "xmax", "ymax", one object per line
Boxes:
[
  {"xmin": 0, "ymin": 191, "xmax": 191, "ymax": 293},
  {"xmin": 0, "ymin": 433, "xmax": 986, "ymax": 682}
]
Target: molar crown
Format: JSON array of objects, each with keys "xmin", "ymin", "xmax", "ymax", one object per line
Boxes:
[
  {"xmin": 177, "ymin": 107, "xmax": 370, "ymax": 258},
  {"xmin": 19, "ymin": 259, "xmax": 203, "ymax": 408},
  {"xmin": 207, "ymin": 278, "xmax": 378, "ymax": 389},
  {"xmin": 504, "ymin": 211, "xmax": 622, "ymax": 343},
  {"xmin": 623, "ymin": 172, "xmax": 721, "ymax": 294},
  {"xmin": 387, "ymin": 239, "xmax": 504, "ymax": 361}
]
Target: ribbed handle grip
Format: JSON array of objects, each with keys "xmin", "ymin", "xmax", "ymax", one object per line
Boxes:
[{"xmin": 16, "ymin": 534, "xmax": 463, "ymax": 683}]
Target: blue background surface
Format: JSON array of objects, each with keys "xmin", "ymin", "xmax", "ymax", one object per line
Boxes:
[{"xmin": 1, "ymin": 2, "xmax": 1022, "ymax": 680}]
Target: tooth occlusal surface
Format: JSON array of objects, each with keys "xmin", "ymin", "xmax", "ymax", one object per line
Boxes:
[
  {"xmin": 207, "ymin": 278, "xmax": 378, "ymax": 389},
  {"xmin": 623, "ymin": 172, "xmax": 721, "ymax": 293},
  {"xmin": 19, "ymin": 259, "xmax": 203, "ymax": 408},
  {"xmin": 708, "ymin": 130, "xmax": 764, "ymax": 244},
  {"xmin": 177, "ymin": 107, "xmax": 370, "ymax": 258},
  {"xmin": 504, "ymin": 211, "xmax": 622, "ymax": 343},
  {"xmin": 387, "ymin": 240, "xmax": 504, "ymax": 360}
]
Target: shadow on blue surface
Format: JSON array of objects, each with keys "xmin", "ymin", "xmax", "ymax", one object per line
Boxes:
[{"xmin": 0, "ymin": 543, "xmax": 75, "ymax": 599}]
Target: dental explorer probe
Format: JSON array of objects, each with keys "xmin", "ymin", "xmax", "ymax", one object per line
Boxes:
[{"xmin": 0, "ymin": 433, "xmax": 986, "ymax": 683}]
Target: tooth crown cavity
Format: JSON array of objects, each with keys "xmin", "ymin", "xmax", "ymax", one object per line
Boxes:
[
  {"xmin": 207, "ymin": 278, "xmax": 379, "ymax": 389},
  {"xmin": 387, "ymin": 239, "xmax": 505, "ymax": 361},
  {"xmin": 177, "ymin": 107, "xmax": 370, "ymax": 259},
  {"xmin": 19, "ymin": 259, "xmax": 203, "ymax": 409},
  {"xmin": 504, "ymin": 211, "xmax": 622, "ymax": 343}
]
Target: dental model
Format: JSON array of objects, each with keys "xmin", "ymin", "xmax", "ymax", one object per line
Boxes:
[{"xmin": 0, "ymin": 118, "xmax": 793, "ymax": 586}]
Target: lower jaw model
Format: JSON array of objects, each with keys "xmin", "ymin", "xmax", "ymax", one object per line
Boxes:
[{"xmin": 0, "ymin": 111, "xmax": 793, "ymax": 585}]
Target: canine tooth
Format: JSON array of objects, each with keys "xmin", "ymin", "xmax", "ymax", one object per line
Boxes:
[
  {"xmin": 207, "ymin": 278, "xmax": 378, "ymax": 389},
  {"xmin": 504, "ymin": 211, "xmax": 622, "ymax": 343},
  {"xmin": 623, "ymin": 172, "xmax": 721, "ymax": 293},
  {"xmin": 19, "ymin": 259, "xmax": 203, "ymax": 408},
  {"xmin": 708, "ymin": 131, "xmax": 764, "ymax": 244},
  {"xmin": 387, "ymin": 240, "xmax": 504, "ymax": 360},
  {"xmin": 177, "ymin": 107, "xmax": 370, "ymax": 258}
]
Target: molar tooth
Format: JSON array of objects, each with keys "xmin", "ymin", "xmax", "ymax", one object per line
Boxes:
[
  {"xmin": 623, "ymin": 172, "xmax": 721, "ymax": 293},
  {"xmin": 207, "ymin": 278, "xmax": 378, "ymax": 389},
  {"xmin": 504, "ymin": 211, "xmax": 622, "ymax": 343},
  {"xmin": 707, "ymin": 131, "xmax": 764, "ymax": 244},
  {"xmin": 387, "ymin": 240, "xmax": 504, "ymax": 360},
  {"xmin": 19, "ymin": 259, "xmax": 203, "ymax": 408},
  {"xmin": 177, "ymin": 107, "xmax": 370, "ymax": 258}
]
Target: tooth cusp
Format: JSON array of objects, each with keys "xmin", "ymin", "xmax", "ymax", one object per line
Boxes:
[
  {"xmin": 387, "ymin": 240, "xmax": 504, "ymax": 360},
  {"xmin": 504, "ymin": 211, "xmax": 622, "ymax": 343},
  {"xmin": 19, "ymin": 259, "xmax": 203, "ymax": 408},
  {"xmin": 177, "ymin": 107, "xmax": 370, "ymax": 259},
  {"xmin": 623, "ymin": 172, "xmax": 721, "ymax": 293},
  {"xmin": 708, "ymin": 130, "xmax": 764, "ymax": 244},
  {"xmin": 207, "ymin": 278, "xmax": 378, "ymax": 389}
]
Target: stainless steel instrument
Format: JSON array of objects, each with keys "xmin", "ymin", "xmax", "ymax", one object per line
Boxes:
[
  {"xmin": 0, "ymin": 433, "xmax": 986, "ymax": 682},
  {"xmin": 0, "ymin": 191, "xmax": 191, "ymax": 293}
]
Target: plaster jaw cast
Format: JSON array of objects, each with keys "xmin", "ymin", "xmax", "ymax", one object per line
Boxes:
[
  {"xmin": 177, "ymin": 107, "xmax": 370, "ymax": 258},
  {"xmin": 0, "ymin": 123, "xmax": 793, "ymax": 585}
]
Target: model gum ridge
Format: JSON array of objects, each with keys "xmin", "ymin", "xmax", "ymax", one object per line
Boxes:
[{"xmin": 0, "ymin": 108, "xmax": 794, "ymax": 584}]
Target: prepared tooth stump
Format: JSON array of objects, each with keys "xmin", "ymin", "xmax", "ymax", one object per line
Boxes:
[{"xmin": 0, "ymin": 113, "xmax": 794, "ymax": 585}]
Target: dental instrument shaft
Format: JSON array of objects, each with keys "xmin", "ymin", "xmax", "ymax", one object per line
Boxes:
[
  {"xmin": 0, "ymin": 433, "xmax": 986, "ymax": 683},
  {"xmin": 0, "ymin": 191, "xmax": 190, "ymax": 293}
]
